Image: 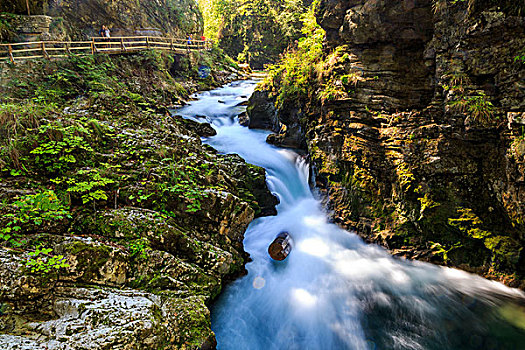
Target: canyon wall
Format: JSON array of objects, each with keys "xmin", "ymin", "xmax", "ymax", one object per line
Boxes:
[{"xmin": 250, "ymin": 0, "xmax": 525, "ymax": 287}]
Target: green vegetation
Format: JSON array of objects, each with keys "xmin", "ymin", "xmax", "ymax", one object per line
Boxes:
[
  {"xmin": 429, "ymin": 241, "xmax": 462, "ymax": 262},
  {"xmin": 198, "ymin": 0, "xmax": 237, "ymax": 41},
  {"xmin": 0, "ymin": 190, "xmax": 71, "ymax": 275},
  {"xmin": 442, "ymin": 62, "xmax": 496, "ymax": 125},
  {"xmin": 261, "ymin": 2, "xmax": 325, "ymax": 107},
  {"xmin": 198, "ymin": 0, "xmax": 310, "ymax": 68},
  {"xmin": 29, "ymin": 122, "xmax": 95, "ymax": 174},
  {"xmin": 449, "ymin": 208, "xmax": 521, "ymax": 268},
  {"xmin": 59, "ymin": 168, "xmax": 116, "ymax": 207},
  {"xmin": 0, "ymin": 50, "xmax": 253, "ymax": 274},
  {"xmin": 1, "ymin": 190, "xmax": 70, "ymax": 246},
  {"xmin": 515, "ymin": 51, "xmax": 525, "ymax": 64},
  {"xmin": 26, "ymin": 247, "xmax": 69, "ymax": 274},
  {"xmin": 0, "ymin": 14, "xmax": 15, "ymax": 42},
  {"xmin": 449, "ymin": 92, "xmax": 495, "ymax": 125},
  {"xmin": 260, "ymin": 2, "xmax": 368, "ymax": 110}
]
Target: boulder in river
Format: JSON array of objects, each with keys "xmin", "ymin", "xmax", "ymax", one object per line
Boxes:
[
  {"xmin": 268, "ymin": 232, "xmax": 293, "ymax": 261},
  {"xmin": 238, "ymin": 111, "xmax": 250, "ymax": 126}
]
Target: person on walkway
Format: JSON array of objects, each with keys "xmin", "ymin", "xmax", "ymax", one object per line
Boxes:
[
  {"xmin": 187, "ymin": 34, "xmax": 192, "ymax": 45},
  {"xmin": 98, "ymin": 25, "xmax": 107, "ymax": 48},
  {"xmin": 98, "ymin": 25, "xmax": 110, "ymax": 49}
]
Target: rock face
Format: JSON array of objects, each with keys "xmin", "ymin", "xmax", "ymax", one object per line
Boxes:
[
  {"xmin": 0, "ymin": 13, "xmax": 64, "ymax": 42},
  {"xmin": 254, "ymin": 0, "xmax": 525, "ymax": 287},
  {"xmin": 0, "ymin": 52, "xmax": 277, "ymax": 348},
  {"xmin": 246, "ymin": 90, "xmax": 306, "ymax": 149},
  {"xmin": 318, "ymin": 0, "xmax": 435, "ymax": 110},
  {"xmin": 246, "ymin": 90, "xmax": 279, "ymax": 130},
  {"xmin": 0, "ymin": 0, "xmax": 203, "ymax": 41}
]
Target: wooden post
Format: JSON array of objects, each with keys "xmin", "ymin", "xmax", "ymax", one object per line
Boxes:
[
  {"xmin": 91, "ymin": 38, "xmax": 95, "ymax": 54},
  {"xmin": 26, "ymin": 0, "xmax": 30, "ymax": 16},
  {"xmin": 7, "ymin": 44, "xmax": 15, "ymax": 64},
  {"xmin": 146, "ymin": 37, "xmax": 150, "ymax": 49},
  {"xmin": 42, "ymin": 42, "xmax": 50, "ymax": 59},
  {"xmin": 65, "ymin": 42, "xmax": 71, "ymax": 55},
  {"xmin": 120, "ymin": 37, "xmax": 125, "ymax": 51},
  {"xmin": 170, "ymin": 38, "xmax": 174, "ymax": 51}
]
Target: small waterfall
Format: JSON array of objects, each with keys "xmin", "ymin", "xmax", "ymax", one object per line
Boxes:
[{"xmin": 176, "ymin": 80, "xmax": 525, "ymax": 350}]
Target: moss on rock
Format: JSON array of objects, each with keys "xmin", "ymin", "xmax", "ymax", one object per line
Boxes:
[{"xmin": 0, "ymin": 50, "xmax": 276, "ymax": 347}]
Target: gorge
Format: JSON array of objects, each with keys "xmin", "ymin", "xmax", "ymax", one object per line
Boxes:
[
  {"xmin": 185, "ymin": 79, "xmax": 525, "ymax": 350},
  {"xmin": 247, "ymin": 0, "xmax": 525, "ymax": 289},
  {"xmin": 1, "ymin": 0, "xmax": 525, "ymax": 349}
]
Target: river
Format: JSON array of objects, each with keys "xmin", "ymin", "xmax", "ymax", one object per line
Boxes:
[{"xmin": 176, "ymin": 80, "xmax": 525, "ymax": 350}]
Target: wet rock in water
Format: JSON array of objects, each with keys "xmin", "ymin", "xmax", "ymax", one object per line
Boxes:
[
  {"xmin": 196, "ymin": 122, "xmax": 217, "ymax": 137},
  {"xmin": 238, "ymin": 111, "xmax": 250, "ymax": 126},
  {"xmin": 246, "ymin": 90, "xmax": 280, "ymax": 131},
  {"xmin": 219, "ymin": 154, "xmax": 279, "ymax": 217},
  {"xmin": 268, "ymin": 232, "xmax": 293, "ymax": 261},
  {"xmin": 177, "ymin": 116, "xmax": 217, "ymax": 137},
  {"xmin": 248, "ymin": 91, "xmax": 305, "ymax": 148},
  {"xmin": 266, "ymin": 133, "xmax": 280, "ymax": 145},
  {"xmin": 266, "ymin": 129, "xmax": 303, "ymax": 149},
  {"xmin": 218, "ymin": 100, "xmax": 225, "ymax": 103},
  {"xmin": 235, "ymin": 100, "xmax": 249, "ymax": 106}
]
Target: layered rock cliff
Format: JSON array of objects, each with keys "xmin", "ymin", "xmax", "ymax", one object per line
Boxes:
[{"xmin": 249, "ymin": 0, "xmax": 525, "ymax": 287}]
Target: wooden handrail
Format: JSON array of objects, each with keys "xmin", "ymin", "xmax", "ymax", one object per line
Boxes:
[{"xmin": 0, "ymin": 35, "xmax": 213, "ymax": 64}]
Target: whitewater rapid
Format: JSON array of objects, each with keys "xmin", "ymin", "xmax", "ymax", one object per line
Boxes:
[{"xmin": 176, "ymin": 80, "xmax": 525, "ymax": 350}]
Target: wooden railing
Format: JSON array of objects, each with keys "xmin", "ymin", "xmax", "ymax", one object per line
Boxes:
[{"xmin": 0, "ymin": 36, "xmax": 212, "ymax": 64}]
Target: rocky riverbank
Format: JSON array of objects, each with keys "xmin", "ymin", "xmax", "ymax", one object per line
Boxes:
[
  {"xmin": 0, "ymin": 50, "xmax": 277, "ymax": 349},
  {"xmin": 246, "ymin": 0, "xmax": 525, "ymax": 288}
]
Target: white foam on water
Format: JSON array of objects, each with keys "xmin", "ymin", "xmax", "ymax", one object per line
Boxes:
[{"xmin": 176, "ymin": 80, "xmax": 525, "ymax": 350}]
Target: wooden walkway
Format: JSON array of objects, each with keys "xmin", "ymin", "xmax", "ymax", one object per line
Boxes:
[{"xmin": 0, "ymin": 36, "xmax": 212, "ymax": 64}]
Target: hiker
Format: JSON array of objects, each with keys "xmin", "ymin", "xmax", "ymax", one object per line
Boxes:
[
  {"xmin": 201, "ymin": 35, "xmax": 206, "ymax": 49},
  {"xmin": 187, "ymin": 34, "xmax": 192, "ymax": 45},
  {"xmin": 98, "ymin": 25, "xmax": 110, "ymax": 48}
]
